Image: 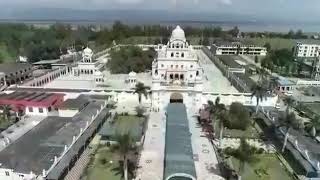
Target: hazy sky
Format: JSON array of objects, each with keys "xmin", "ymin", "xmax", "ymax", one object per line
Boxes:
[{"xmin": 1, "ymin": 0, "xmax": 320, "ymax": 22}]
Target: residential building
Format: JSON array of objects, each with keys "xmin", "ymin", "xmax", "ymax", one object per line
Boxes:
[
  {"xmin": 0, "ymin": 63, "xmax": 32, "ymax": 87},
  {"xmin": 210, "ymin": 42, "xmax": 267, "ymax": 56},
  {"xmin": 294, "ymin": 41, "xmax": 320, "ymax": 58},
  {"xmin": 0, "ymin": 91, "xmax": 64, "ymax": 116},
  {"xmin": 276, "ymin": 77, "xmax": 296, "ymax": 95},
  {"xmin": 0, "ymin": 98, "xmax": 108, "ymax": 180}
]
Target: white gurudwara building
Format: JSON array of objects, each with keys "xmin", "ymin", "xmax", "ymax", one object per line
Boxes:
[
  {"xmin": 72, "ymin": 47, "xmax": 105, "ymax": 85},
  {"xmin": 152, "ymin": 26, "xmax": 203, "ymax": 108}
]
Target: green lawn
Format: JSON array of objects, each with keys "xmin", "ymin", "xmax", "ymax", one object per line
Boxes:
[
  {"xmin": 100, "ymin": 115, "xmax": 145, "ymax": 142},
  {"xmin": 243, "ymin": 38, "xmax": 295, "ymax": 50},
  {"xmin": 231, "ymin": 154, "xmax": 293, "ymax": 180},
  {"xmin": 115, "ymin": 115, "xmax": 144, "ymax": 136},
  {"xmin": 84, "ymin": 146, "xmax": 122, "ymax": 180},
  {"xmin": 301, "ymin": 102, "xmax": 320, "ymax": 117}
]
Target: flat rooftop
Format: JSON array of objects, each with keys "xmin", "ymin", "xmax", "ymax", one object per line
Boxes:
[
  {"xmin": 0, "ymin": 100, "xmax": 106, "ymax": 175},
  {"xmin": 59, "ymin": 95, "xmax": 89, "ymax": 110},
  {"xmin": 217, "ymin": 55, "xmax": 244, "ymax": 69},
  {"xmin": 0, "ymin": 63, "xmax": 31, "ymax": 74},
  {"xmin": 0, "ymin": 91, "xmax": 64, "ymax": 107}
]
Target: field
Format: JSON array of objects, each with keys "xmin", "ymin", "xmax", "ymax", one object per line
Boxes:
[
  {"xmin": 84, "ymin": 145, "xmax": 122, "ymax": 180},
  {"xmin": 243, "ymin": 37, "xmax": 295, "ymax": 50},
  {"xmin": 231, "ymin": 154, "xmax": 293, "ymax": 180},
  {"xmin": 300, "ymin": 102, "xmax": 320, "ymax": 117}
]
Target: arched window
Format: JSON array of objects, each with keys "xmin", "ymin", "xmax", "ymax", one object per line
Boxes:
[
  {"xmin": 155, "ymin": 70, "xmax": 158, "ymax": 75},
  {"xmin": 181, "ymin": 53, "xmax": 184, "ymax": 58},
  {"xmin": 196, "ymin": 71, "xmax": 199, "ymax": 76},
  {"xmin": 171, "ymin": 52, "xmax": 174, "ymax": 57},
  {"xmin": 176, "ymin": 43, "xmax": 179, "ymax": 48}
]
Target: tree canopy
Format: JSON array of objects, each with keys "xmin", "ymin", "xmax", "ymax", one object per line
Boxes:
[
  {"xmin": 107, "ymin": 46, "xmax": 155, "ymax": 74},
  {"xmin": 226, "ymin": 102, "xmax": 251, "ymax": 130}
]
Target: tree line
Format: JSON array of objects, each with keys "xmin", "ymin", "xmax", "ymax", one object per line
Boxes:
[{"xmin": 0, "ymin": 21, "xmax": 310, "ymax": 63}]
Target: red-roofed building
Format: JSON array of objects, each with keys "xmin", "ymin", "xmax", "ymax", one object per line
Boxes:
[{"xmin": 0, "ymin": 91, "xmax": 64, "ymax": 116}]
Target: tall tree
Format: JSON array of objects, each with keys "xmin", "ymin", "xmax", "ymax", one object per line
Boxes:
[
  {"xmin": 254, "ymin": 56, "xmax": 259, "ymax": 64},
  {"xmin": 229, "ymin": 26, "xmax": 240, "ymax": 37},
  {"xmin": 283, "ymin": 96, "xmax": 295, "ymax": 113},
  {"xmin": 212, "ymin": 97, "xmax": 229, "ymax": 147},
  {"xmin": 251, "ymin": 84, "xmax": 268, "ymax": 114},
  {"xmin": 115, "ymin": 133, "xmax": 134, "ymax": 180},
  {"xmin": 134, "ymin": 82, "xmax": 150, "ymax": 104},
  {"xmin": 228, "ymin": 102, "xmax": 251, "ymax": 130},
  {"xmin": 263, "ymin": 42, "xmax": 271, "ymax": 52}
]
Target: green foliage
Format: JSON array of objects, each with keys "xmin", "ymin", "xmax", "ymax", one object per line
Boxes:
[
  {"xmin": 108, "ymin": 46, "xmax": 155, "ymax": 74},
  {"xmin": 226, "ymin": 103, "xmax": 251, "ymax": 130},
  {"xmin": 135, "ymin": 106, "xmax": 145, "ymax": 117},
  {"xmin": 261, "ymin": 48, "xmax": 294, "ymax": 75},
  {"xmin": 134, "ymin": 82, "xmax": 150, "ymax": 103}
]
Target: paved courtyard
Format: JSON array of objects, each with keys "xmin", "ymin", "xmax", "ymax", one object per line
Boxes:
[
  {"xmin": 44, "ymin": 75, "xmax": 95, "ymax": 89},
  {"xmin": 136, "ymin": 111, "xmax": 165, "ymax": 180},
  {"xmin": 185, "ymin": 96, "xmax": 224, "ymax": 180},
  {"xmin": 196, "ymin": 50, "xmax": 238, "ymax": 93}
]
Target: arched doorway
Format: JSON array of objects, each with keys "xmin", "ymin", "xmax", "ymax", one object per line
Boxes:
[{"xmin": 170, "ymin": 93, "xmax": 183, "ymax": 103}]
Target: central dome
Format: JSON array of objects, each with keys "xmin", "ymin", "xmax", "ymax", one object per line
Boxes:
[
  {"xmin": 83, "ymin": 47, "xmax": 93, "ymax": 55},
  {"xmin": 170, "ymin": 25, "xmax": 186, "ymax": 41}
]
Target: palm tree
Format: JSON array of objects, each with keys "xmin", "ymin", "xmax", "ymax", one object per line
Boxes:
[
  {"xmin": 212, "ymin": 97, "xmax": 228, "ymax": 147},
  {"xmin": 279, "ymin": 111, "xmax": 302, "ymax": 153},
  {"xmin": 251, "ymin": 84, "xmax": 268, "ymax": 114},
  {"xmin": 305, "ymin": 116, "xmax": 320, "ymax": 137},
  {"xmin": 236, "ymin": 45, "xmax": 241, "ymax": 55},
  {"xmin": 134, "ymin": 82, "xmax": 150, "ymax": 104},
  {"xmin": 283, "ymin": 96, "xmax": 295, "ymax": 113},
  {"xmin": 115, "ymin": 133, "xmax": 134, "ymax": 180},
  {"xmin": 235, "ymin": 137, "xmax": 256, "ymax": 180},
  {"xmin": 256, "ymin": 67, "xmax": 269, "ymax": 83},
  {"xmin": 269, "ymin": 76, "xmax": 279, "ymax": 93}
]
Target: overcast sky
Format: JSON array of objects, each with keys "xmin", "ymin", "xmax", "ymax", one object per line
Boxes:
[{"xmin": 1, "ymin": 0, "xmax": 320, "ymax": 22}]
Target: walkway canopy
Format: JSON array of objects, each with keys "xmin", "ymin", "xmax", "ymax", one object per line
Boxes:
[
  {"xmin": 170, "ymin": 93, "xmax": 183, "ymax": 103},
  {"xmin": 164, "ymin": 103, "xmax": 196, "ymax": 180}
]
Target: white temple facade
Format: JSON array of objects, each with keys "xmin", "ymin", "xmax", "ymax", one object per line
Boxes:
[
  {"xmin": 152, "ymin": 26, "xmax": 203, "ymax": 109},
  {"xmin": 72, "ymin": 47, "xmax": 105, "ymax": 85}
]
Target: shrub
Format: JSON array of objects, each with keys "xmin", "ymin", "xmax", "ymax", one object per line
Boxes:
[{"xmin": 99, "ymin": 158, "xmax": 107, "ymax": 165}]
